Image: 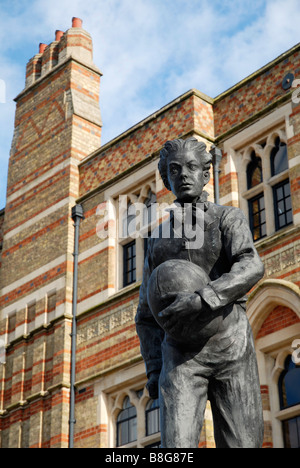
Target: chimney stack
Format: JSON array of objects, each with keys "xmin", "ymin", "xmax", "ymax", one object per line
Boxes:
[
  {"xmin": 39, "ymin": 43, "xmax": 48, "ymax": 54},
  {"xmin": 55, "ymin": 30, "xmax": 64, "ymax": 41},
  {"xmin": 72, "ymin": 17, "xmax": 83, "ymax": 28},
  {"xmin": 25, "ymin": 18, "xmax": 93, "ymax": 88}
]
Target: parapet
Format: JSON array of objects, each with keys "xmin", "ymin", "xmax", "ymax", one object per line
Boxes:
[{"xmin": 25, "ymin": 17, "xmax": 94, "ymax": 88}]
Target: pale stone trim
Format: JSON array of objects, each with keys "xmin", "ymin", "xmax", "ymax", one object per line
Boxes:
[
  {"xmin": 6, "ymin": 159, "xmax": 72, "ymax": 204},
  {"xmin": 77, "ymin": 288, "xmax": 116, "ymax": 315},
  {"xmin": 288, "ymin": 154, "xmax": 300, "ymax": 169},
  {"xmin": 1, "ymin": 254, "xmax": 67, "ymax": 296},
  {"xmin": 219, "ymin": 192, "xmax": 239, "ymax": 205},
  {"xmin": 78, "ymin": 238, "xmax": 115, "ymax": 263},
  {"xmin": 104, "ymin": 160, "xmax": 158, "ymax": 200}
]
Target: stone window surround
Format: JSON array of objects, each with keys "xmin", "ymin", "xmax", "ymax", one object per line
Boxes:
[
  {"xmin": 111, "ymin": 386, "xmax": 160, "ymax": 448},
  {"xmin": 93, "ymin": 361, "xmax": 161, "ymax": 448},
  {"xmin": 221, "ymin": 102, "xmax": 299, "ymax": 232},
  {"xmin": 103, "ymin": 159, "xmax": 162, "ymax": 293},
  {"xmin": 247, "ymin": 280, "xmax": 300, "ymax": 448},
  {"xmin": 239, "ymin": 128, "xmax": 290, "ymax": 238},
  {"xmin": 118, "ymin": 178, "xmax": 157, "ymax": 289}
]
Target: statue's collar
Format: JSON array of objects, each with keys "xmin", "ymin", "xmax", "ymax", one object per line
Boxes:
[{"xmin": 174, "ymin": 190, "xmax": 209, "ymax": 212}]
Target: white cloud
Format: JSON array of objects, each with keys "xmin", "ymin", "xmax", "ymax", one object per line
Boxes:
[{"xmin": 0, "ymin": 0, "xmax": 300, "ymax": 209}]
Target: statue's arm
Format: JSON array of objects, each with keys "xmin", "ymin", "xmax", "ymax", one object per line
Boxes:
[
  {"xmin": 197, "ymin": 207, "xmax": 265, "ymax": 311},
  {"xmin": 135, "ymin": 239, "xmax": 165, "ymax": 378}
]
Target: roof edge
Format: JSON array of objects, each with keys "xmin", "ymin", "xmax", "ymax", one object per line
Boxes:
[
  {"xmin": 214, "ymin": 41, "xmax": 300, "ymax": 102},
  {"xmin": 79, "ymin": 88, "xmax": 213, "ymax": 167}
]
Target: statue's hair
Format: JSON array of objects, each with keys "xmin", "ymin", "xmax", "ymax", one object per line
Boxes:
[{"xmin": 158, "ymin": 137, "xmax": 212, "ymax": 191}]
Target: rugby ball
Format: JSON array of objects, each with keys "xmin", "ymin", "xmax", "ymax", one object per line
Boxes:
[{"xmin": 147, "ymin": 259, "xmax": 222, "ymax": 344}]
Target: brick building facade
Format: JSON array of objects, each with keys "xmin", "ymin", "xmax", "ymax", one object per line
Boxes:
[{"xmin": 0, "ymin": 18, "xmax": 299, "ymax": 448}]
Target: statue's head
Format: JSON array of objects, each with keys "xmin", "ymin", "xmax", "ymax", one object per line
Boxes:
[{"xmin": 158, "ymin": 137, "xmax": 212, "ymax": 203}]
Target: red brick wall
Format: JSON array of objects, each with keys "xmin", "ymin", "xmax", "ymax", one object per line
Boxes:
[
  {"xmin": 257, "ymin": 305, "xmax": 300, "ymax": 339},
  {"xmin": 214, "ymin": 48, "xmax": 300, "ymax": 138},
  {"xmin": 78, "ymin": 92, "xmax": 214, "ymax": 197}
]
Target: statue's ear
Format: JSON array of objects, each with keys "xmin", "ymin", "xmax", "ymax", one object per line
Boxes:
[{"xmin": 203, "ymin": 170, "xmax": 211, "ymax": 186}]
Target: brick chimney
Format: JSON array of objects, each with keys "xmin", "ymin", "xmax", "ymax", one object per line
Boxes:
[
  {"xmin": 25, "ymin": 17, "xmax": 94, "ymax": 88},
  {"xmin": 0, "ymin": 18, "xmax": 103, "ymax": 447}
]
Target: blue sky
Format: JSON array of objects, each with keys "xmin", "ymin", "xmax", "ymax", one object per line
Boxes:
[{"xmin": 1, "ymin": 0, "xmax": 300, "ymax": 209}]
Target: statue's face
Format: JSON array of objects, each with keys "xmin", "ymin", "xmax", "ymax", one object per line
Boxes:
[{"xmin": 167, "ymin": 149, "xmax": 210, "ymax": 203}]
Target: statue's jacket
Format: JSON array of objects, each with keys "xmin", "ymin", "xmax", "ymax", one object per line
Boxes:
[{"xmin": 135, "ymin": 200, "xmax": 265, "ymax": 378}]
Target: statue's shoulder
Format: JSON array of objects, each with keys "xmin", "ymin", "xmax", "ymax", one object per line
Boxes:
[{"xmin": 207, "ymin": 202, "xmax": 246, "ymax": 223}]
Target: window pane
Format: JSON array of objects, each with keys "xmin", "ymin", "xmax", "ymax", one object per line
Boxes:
[
  {"xmin": 271, "ymin": 138, "xmax": 288, "ymax": 176},
  {"xmin": 146, "ymin": 399, "xmax": 160, "ymax": 436},
  {"xmin": 123, "ymin": 203, "xmax": 136, "ymax": 237},
  {"xmin": 259, "ymin": 196, "xmax": 265, "ymax": 210},
  {"xmin": 261, "ymin": 223, "xmax": 267, "ymax": 237},
  {"xmin": 118, "ymin": 421, "xmax": 128, "ymax": 445},
  {"xmin": 279, "ymin": 356, "xmax": 300, "ymax": 409},
  {"xmin": 276, "ymin": 186, "xmax": 283, "ymax": 200},
  {"xmin": 287, "ymin": 210, "xmax": 293, "ymax": 224},
  {"xmin": 284, "ymin": 183, "xmax": 291, "ymax": 197},
  {"xmin": 123, "ymin": 241, "xmax": 136, "ymax": 287},
  {"xmin": 283, "ymin": 370, "xmax": 300, "ymax": 407},
  {"xmin": 253, "ymin": 227, "xmax": 261, "ymax": 241},
  {"xmin": 273, "ymin": 180, "xmax": 293, "ymax": 231},
  {"xmin": 283, "ymin": 417, "xmax": 300, "ymax": 448},
  {"xmin": 278, "ymin": 200, "xmax": 285, "ymax": 215},
  {"xmin": 249, "ymin": 194, "xmax": 266, "ymax": 241},
  {"xmin": 251, "ymin": 166, "xmax": 262, "ymax": 187},
  {"xmin": 278, "ymin": 214, "xmax": 285, "ymax": 228},
  {"xmin": 117, "ymin": 398, "xmax": 137, "ymax": 446},
  {"xmin": 252, "ymin": 199, "xmax": 259, "ymax": 215},
  {"xmin": 129, "ymin": 417, "xmax": 137, "ymax": 442},
  {"xmin": 285, "ymin": 197, "xmax": 292, "ymax": 211},
  {"xmin": 147, "ymin": 410, "xmax": 160, "ymax": 435},
  {"xmin": 253, "ymin": 212, "xmax": 260, "ymax": 227},
  {"xmin": 247, "ymin": 152, "xmax": 263, "ymax": 189}
]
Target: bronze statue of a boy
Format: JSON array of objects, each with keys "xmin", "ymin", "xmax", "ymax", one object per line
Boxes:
[{"xmin": 135, "ymin": 137, "xmax": 265, "ymax": 448}]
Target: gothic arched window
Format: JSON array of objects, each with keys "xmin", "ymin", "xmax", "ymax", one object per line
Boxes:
[
  {"xmin": 146, "ymin": 399, "xmax": 160, "ymax": 436},
  {"xmin": 116, "ymin": 396, "xmax": 137, "ymax": 446}
]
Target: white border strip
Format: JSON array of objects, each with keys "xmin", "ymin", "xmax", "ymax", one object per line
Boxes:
[
  {"xmin": 78, "ymin": 238, "xmax": 115, "ymax": 263},
  {"xmin": 6, "ymin": 159, "xmax": 71, "ymax": 204},
  {"xmin": 4, "ymin": 197, "xmax": 71, "ymax": 240},
  {"xmin": 77, "ymin": 288, "xmax": 116, "ymax": 315}
]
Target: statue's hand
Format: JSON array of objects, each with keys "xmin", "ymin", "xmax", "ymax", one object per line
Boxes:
[
  {"xmin": 158, "ymin": 292, "xmax": 202, "ymax": 332},
  {"xmin": 146, "ymin": 372, "xmax": 160, "ymax": 399}
]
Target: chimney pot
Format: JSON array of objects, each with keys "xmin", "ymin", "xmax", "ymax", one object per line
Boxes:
[
  {"xmin": 39, "ymin": 43, "xmax": 48, "ymax": 54},
  {"xmin": 72, "ymin": 17, "xmax": 82, "ymax": 28},
  {"xmin": 55, "ymin": 30, "xmax": 64, "ymax": 41}
]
